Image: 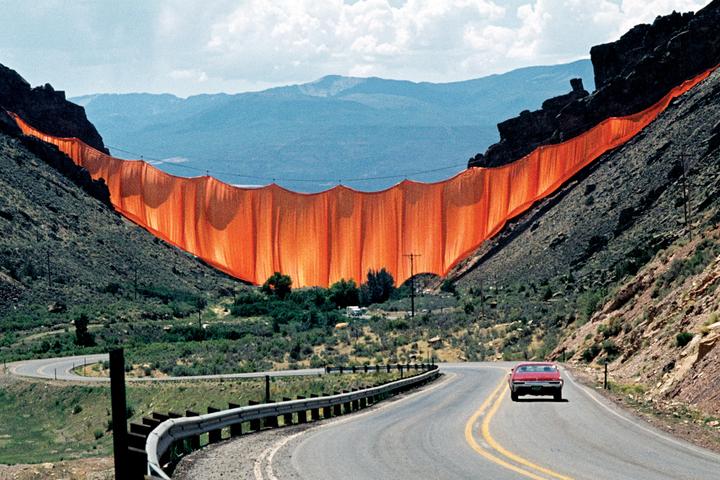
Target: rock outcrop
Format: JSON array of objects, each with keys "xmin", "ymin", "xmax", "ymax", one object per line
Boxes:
[
  {"xmin": 469, "ymin": 0, "xmax": 720, "ymax": 168},
  {"xmin": 0, "ymin": 63, "xmax": 106, "ymax": 152},
  {"xmin": 0, "ymin": 64, "xmax": 111, "ymax": 206}
]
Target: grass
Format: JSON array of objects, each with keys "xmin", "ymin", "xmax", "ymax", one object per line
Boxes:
[{"xmin": 0, "ymin": 371, "xmax": 404, "ymax": 464}]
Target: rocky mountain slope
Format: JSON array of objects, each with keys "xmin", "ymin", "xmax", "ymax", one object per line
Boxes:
[
  {"xmin": 555, "ymin": 228, "xmax": 720, "ymax": 417},
  {"xmin": 73, "ymin": 60, "xmax": 593, "ymax": 192},
  {"xmin": 0, "ymin": 65, "xmax": 239, "ymax": 346},
  {"xmin": 0, "ymin": 129, "xmax": 237, "ymax": 329},
  {"xmin": 453, "ymin": 1, "xmax": 720, "ymax": 422}
]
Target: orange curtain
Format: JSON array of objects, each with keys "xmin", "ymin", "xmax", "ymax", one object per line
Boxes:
[{"xmin": 11, "ymin": 66, "xmax": 715, "ymax": 288}]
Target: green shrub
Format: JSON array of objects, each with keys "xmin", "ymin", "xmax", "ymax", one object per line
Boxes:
[
  {"xmin": 676, "ymin": 331, "xmax": 694, "ymax": 348},
  {"xmin": 602, "ymin": 339, "xmax": 620, "ymax": 360},
  {"xmin": 440, "ymin": 280, "xmax": 456, "ymax": 294},
  {"xmin": 328, "ymin": 279, "xmax": 360, "ymax": 308},
  {"xmin": 598, "ymin": 317, "xmax": 623, "ymax": 339},
  {"xmin": 581, "ymin": 343, "xmax": 601, "ymax": 362},
  {"xmin": 262, "ymin": 272, "xmax": 293, "ymax": 299},
  {"xmin": 576, "ymin": 289, "xmax": 605, "ymax": 324}
]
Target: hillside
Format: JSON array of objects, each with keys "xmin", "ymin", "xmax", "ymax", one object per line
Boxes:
[
  {"xmin": 73, "ymin": 60, "xmax": 593, "ymax": 191},
  {"xmin": 555, "ymin": 228, "xmax": 720, "ymax": 416},
  {"xmin": 0, "ymin": 127, "xmax": 238, "ymax": 352},
  {"xmin": 450, "ymin": 3, "xmax": 720, "ymax": 421}
]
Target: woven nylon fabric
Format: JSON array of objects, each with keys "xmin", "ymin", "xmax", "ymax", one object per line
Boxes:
[{"xmin": 11, "ymin": 66, "xmax": 715, "ymax": 287}]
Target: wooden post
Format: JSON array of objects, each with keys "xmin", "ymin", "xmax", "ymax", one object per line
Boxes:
[
  {"xmin": 109, "ymin": 349, "xmax": 130, "ymax": 480},
  {"xmin": 296, "ymin": 396, "xmax": 307, "ymax": 423},
  {"xmin": 248, "ymin": 400, "xmax": 261, "ymax": 431},
  {"xmin": 207, "ymin": 407, "xmax": 222, "ymax": 443},
  {"xmin": 185, "ymin": 411, "xmax": 200, "ymax": 449},
  {"xmin": 333, "ymin": 392, "xmax": 342, "ymax": 416},
  {"xmin": 604, "ymin": 361, "xmax": 609, "ymax": 390},
  {"xmin": 265, "ymin": 375, "xmax": 271, "ymax": 403},
  {"xmin": 228, "ymin": 404, "xmax": 242, "ymax": 437},
  {"xmin": 282, "ymin": 398, "xmax": 293, "ymax": 426}
]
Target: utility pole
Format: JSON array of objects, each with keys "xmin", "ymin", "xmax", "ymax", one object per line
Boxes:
[
  {"xmin": 680, "ymin": 151, "xmax": 692, "ymax": 240},
  {"xmin": 133, "ymin": 262, "xmax": 138, "ymax": 301},
  {"xmin": 403, "ymin": 253, "xmax": 421, "ymax": 317},
  {"xmin": 46, "ymin": 249, "xmax": 51, "ymax": 288}
]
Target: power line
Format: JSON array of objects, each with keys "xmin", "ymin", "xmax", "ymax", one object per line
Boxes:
[{"xmin": 104, "ymin": 144, "xmax": 467, "ymax": 185}]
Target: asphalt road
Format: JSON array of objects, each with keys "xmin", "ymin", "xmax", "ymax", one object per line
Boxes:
[
  {"xmin": 259, "ymin": 363, "xmax": 720, "ymax": 480},
  {"xmin": 6, "ymin": 354, "xmax": 324, "ymax": 382}
]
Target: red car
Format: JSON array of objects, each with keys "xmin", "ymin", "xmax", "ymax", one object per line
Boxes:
[{"xmin": 508, "ymin": 362, "xmax": 563, "ymax": 401}]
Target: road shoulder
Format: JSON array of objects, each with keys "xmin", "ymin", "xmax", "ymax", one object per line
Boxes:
[{"xmin": 565, "ymin": 363, "xmax": 720, "ymax": 455}]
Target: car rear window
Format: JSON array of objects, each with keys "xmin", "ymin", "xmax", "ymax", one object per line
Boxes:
[{"xmin": 516, "ymin": 365, "xmax": 558, "ymax": 373}]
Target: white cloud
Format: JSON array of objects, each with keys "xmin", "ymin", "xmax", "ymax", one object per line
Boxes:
[{"xmin": 0, "ymin": 0, "xmax": 712, "ymax": 97}]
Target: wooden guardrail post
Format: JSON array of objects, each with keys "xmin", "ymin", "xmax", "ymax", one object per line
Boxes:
[
  {"xmin": 228, "ymin": 404, "xmax": 243, "ymax": 436},
  {"xmin": 310, "ymin": 394, "xmax": 321, "ymax": 421},
  {"xmin": 207, "ymin": 407, "xmax": 222, "ymax": 443},
  {"xmin": 248, "ymin": 400, "xmax": 261, "ymax": 431},
  {"xmin": 264, "ymin": 401, "xmax": 279, "ymax": 428},
  {"xmin": 296, "ymin": 396, "xmax": 307, "ymax": 423},
  {"xmin": 109, "ymin": 348, "xmax": 130, "ymax": 479},
  {"xmin": 321, "ymin": 393, "xmax": 332, "ymax": 418},
  {"xmin": 351, "ymin": 389, "xmax": 360, "ymax": 411},
  {"xmin": 333, "ymin": 392, "xmax": 342, "ymax": 416},
  {"xmin": 185, "ymin": 411, "xmax": 201, "ymax": 448},
  {"xmin": 265, "ymin": 375, "xmax": 271, "ymax": 403},
  {"xmin": 282, "ymin": 398, "xmax": 294, "ymax": 425},
  {"xmin": 342, "ymin": 390, "xmax": 352, "ymax": 413}
]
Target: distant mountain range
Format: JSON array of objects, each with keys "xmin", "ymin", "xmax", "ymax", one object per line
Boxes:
[{"xmin": 73, "ymin": 59, "xmax": 594, "ymax": 192}]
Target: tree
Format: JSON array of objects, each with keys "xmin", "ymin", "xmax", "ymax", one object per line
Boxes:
[
  {"xmin": 328, "ymin": 278, "xmax": 360, "ymax": 308},
  {"xmin": 74, "ymin": 313, "xmax": 95, "ymax": 347},
  {"xmin": 194, "ymin": 297, "xmax": 208, "ymax": 328},
  {"xmin": 262, "ymin": 272, "xmax": 292, "ymax": 300},
  {"xmin": 360, "ymin": 268, "xmax": 395, "ymax": 305}
]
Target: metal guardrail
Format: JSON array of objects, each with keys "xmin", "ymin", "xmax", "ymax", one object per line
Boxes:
[{"xmin": 145, "ymin": 364, "xmax": 440, "ymax": 478}]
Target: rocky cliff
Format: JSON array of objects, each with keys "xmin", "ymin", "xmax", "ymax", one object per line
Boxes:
[
  {"xmin": 469, "ymin": 0, "xmax": 720, "ymax": 168},
  {"xmin": 0, "ymin": 63, "xmax": 106, "ymax": 152},
  {"xmin": 0, "ymin": 64, "xmax": 111, "ymax": 206}
]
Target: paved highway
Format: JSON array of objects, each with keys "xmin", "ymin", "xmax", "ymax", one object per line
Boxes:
[
  {"xmin": 255, "ymin": 363, "xmax": 720, "ymax": 480},
  {"xmin": 6, "ymin": 354, "xmax": 323, "ymax": 382}
]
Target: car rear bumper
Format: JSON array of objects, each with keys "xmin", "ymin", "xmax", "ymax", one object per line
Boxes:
[{"xmin": 510, "ymin": 380, "xmax": 563, "ymax": 396}]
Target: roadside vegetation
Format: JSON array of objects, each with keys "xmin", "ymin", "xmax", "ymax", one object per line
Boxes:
[{"xmin": 0, "ymin": 371, "xmax": 404, "ymax": 464}]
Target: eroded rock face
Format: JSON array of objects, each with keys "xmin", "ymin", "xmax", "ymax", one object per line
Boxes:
[
  {"xmin": 469, "ymin": 0, "xmax": 720, "ymax": 169},
  {"xmin": 0, "ymin": 63, "xmax": 106, "ymax": 152},
  {"xmin": 469, "ymin": 78, "xmax": 589, "ymax": 168}
]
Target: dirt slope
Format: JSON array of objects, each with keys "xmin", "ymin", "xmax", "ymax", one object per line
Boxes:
[{"xmin": 0, "ymin": 131, "xmax": 237, "ymax": 328}]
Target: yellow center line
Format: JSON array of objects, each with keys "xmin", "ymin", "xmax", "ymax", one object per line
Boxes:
[
  {"xmin": 482, "ymin": 383, "xmax": 574, "ymax": 480},
  {"xmin": 464, "ymin": 378, "xmax": 548, "ymax": 480},
  {"xmin": 464, "ymin": 373, "xmax": 575, "ymax": 480}
]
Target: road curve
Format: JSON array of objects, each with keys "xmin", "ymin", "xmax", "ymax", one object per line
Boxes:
[
  {"xmin": 264, "ymin": 363, "xmax": 720, "ymax": 480},
  {"xmin": 7, "ymin": 354, "xmax": 323, "ymax": 382}
]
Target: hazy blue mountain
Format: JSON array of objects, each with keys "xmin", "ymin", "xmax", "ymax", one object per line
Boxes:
[{"xmin": 73, "ymin": 59, "xmax": 594, "ymax": 191}]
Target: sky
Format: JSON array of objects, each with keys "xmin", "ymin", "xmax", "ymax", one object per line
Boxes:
[{"xmin": 0, "ymin": 0, "xmax": 712, "ymax": 98}]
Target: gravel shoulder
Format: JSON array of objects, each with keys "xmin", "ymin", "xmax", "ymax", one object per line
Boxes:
[
  {"xmin": 566, "ymin": 363, "xmax": 720, "ymax": 454},
  {"xmin": 173, "ymin": 375, "xmax": 448, "ymax": 480}
]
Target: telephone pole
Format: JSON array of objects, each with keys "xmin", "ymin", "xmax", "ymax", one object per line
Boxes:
[
  {"xmin": 46, "ymin": 249, "xmax": 51, "ymax": 288},
  {"xmin": 403, "ymin": 253, "xmax": 421, "ymax": 317},
  {"xmin": 680, "ymin": 151, "xmax": 692, "ymax": 240}
]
